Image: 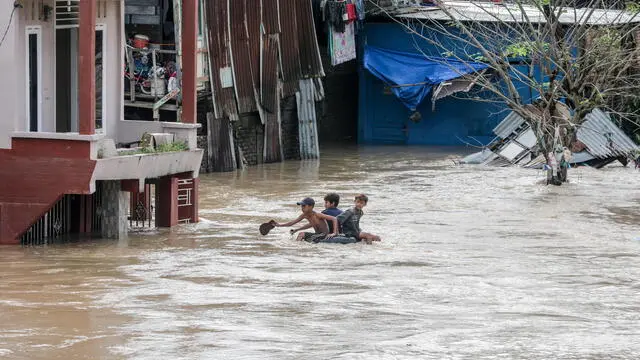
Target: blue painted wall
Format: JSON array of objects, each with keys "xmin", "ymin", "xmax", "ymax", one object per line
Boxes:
[{"xmin": 358, "ymin": 22, "xmax": 538, "ymax": 146}]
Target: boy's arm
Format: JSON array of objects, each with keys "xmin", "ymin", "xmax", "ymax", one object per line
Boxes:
[
  {"xmin": 317, "ymin": 213, "xmax": 339, "ymax": 237},
  {"xmin": 290, "ymin": 222, "xmax": 313, "ymax": 234},
  {"xmin": 336, "ymin": 209, "xmax": 351, "ymax": 224},
  {"xmin": 275, "ymin": 214, "xmax": 305, "ymax": 228}
]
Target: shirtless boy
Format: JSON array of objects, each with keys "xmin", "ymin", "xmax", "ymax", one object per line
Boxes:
[{"xmin": 274, "ymin": 197, "xmax": 339, "ymax": 242}]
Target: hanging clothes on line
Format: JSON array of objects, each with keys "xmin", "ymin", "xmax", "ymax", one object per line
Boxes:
[
  {"xmin": 327, "ymin": 0, "xmax": 347, "ymax": 33},
  {"xmin": 355, "ymin": 0, "xmax": 365, "ymax": 21},
  {"xmin": 329, "ymin": 21, "xmax": 356, "ymax": 65}
]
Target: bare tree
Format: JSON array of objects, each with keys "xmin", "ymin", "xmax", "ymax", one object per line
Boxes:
[{"xmin": 369, "ymin": 0, "xmax": 640, "ymax": 184}]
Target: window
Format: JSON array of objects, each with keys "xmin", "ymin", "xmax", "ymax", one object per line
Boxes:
[
  {"xmin": 26, "ymin": 26, "xmax": 42, "ymax": 132},
  {"xmin": 96, "ymin": 24, "xmax": 106, "ymax": 134}
]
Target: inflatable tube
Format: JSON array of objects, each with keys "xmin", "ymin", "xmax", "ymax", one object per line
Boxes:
[{"xmin": 306, "ymin": 236, "xmax": 359, "ymax": 244}]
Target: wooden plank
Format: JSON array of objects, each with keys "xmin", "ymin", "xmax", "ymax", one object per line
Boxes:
[
  {"xmin": 124, "ymin": 99, "xmax": 178, "ymax": 111},
  {"xmin": 153, "ymin": 88, "xmax": 181, "ymax": 111}
]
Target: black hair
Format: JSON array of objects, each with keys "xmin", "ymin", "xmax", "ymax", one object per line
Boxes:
[
  {"xmin": 324, "ymin": 193, "xmax": 340, "ymax": 207},
  {"xmin": 355, "ymin": 194, "xmax": 368, "ymax": 204}
]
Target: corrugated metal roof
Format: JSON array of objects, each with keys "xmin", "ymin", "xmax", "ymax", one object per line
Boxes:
[
  {"xmin": 262, "ymin": 33, "xmax": 283, "ymax": 163},
  {"xmin": 493, "ymin": 111, "xmax": 525, "ymax": 139},
  {"xmin": 246, "ymin": 0, "xmax": 262, "ymax": 102},
  {"xmin": 262, "ymin": 0, "xmax": 281, "ymax": 34},
  {"xmin": 576, "ymin": 109, "xmax": 639, "ymax": 159},
  {"xmin": 229, "ymin": 0, "xmax": 257, "ymax": 113},
  {"xmin": 205, "ymin": 0, "xmax": 324, "ymax": 125},
  {"xmin": 395, "ymin": 1, "xmax": 640, "ymax": 25},
  {"xmin": 261, "ymin": 34, "xmax": 280, "ymax": 117},
  {"xmin": 205, "ymin": 0, "xmax": 239, "ymax": 120},
  {"xmin": 296, "ymin": 0, "xmax": 325, "ymax": 78},
  {"xmin": 280, "ymin": 0, "xmax": 303, "ymax": 97}
]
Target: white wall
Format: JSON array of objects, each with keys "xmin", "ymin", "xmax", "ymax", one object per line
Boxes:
[
  {"xmin": 102, "ymin": 0, "xmax": 123, "ymax": 139},
  {"xmin": 0, "ymin": 1, "xmax": 22, "ymax": 149},
  {"xmin": 0, "ymin": 0, "xmax": 123, "ymax": 149}
]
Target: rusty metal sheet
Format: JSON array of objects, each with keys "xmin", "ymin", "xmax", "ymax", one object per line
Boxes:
[
  {"xmin": 278, "ymin": 0, "xmax": 302, "ymax": 96},
  {"xmin": 296, "ymin": 78, "xmax": 320, "ymax": 159},
  {"xmin": 264, "ymin": 111, "xmax": 283, "ymax": 163},
  {"xmin": 204, "ymin": 0, "xmax": 239, "ymax": 120},
  {"xmin": 262, "ymin": 34, "xmax": 283, "ymax": 163},
  {"xmin": 282, "ymin": 81, "xmax": 298, "ymax": 98},
  {"xmin": 229, "ymin": 0, "xmax": 257, "ymax": 113},
  {"xmin": 209, "ymin": 116, "xmax": 237, "ymax": 172},
  {"xmin": 261, "ymin": 0, "xmax": 280, "ymax": 34},
  {"xmin": 295, "ymin": 0, "xmax": 324, "ymax": 78},
  {"xmin": 261, "ymin": 34, "xmax": 280, "ymax": 116},
  {"xmin": 245, "ymin": 0, "xmax": 261, "ymax": 87}
]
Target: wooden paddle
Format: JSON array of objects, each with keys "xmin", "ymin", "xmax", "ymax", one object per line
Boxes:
[{"xmin": 259, "ymin": 220, "xmax": 276, "ymax": 235}]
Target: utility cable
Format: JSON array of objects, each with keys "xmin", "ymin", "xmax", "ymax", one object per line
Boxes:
[{"xmin": 0, "ymin": 6, "xmax": 18, "ymax": 49}]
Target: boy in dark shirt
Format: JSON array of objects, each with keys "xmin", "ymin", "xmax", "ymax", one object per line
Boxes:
[
  {"xmin": 275, "ymin": 197, "xmax": 338, "ymax": 242},
  {"xmin": 336, "ymin": 194, "xmax": 381, "ymax": 244},
  {"xmin": 291, "ymin": 193, "xmax": 342, "ymax": 235}
]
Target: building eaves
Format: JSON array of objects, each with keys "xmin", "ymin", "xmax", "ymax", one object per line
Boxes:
[{"xmin": 392, "ymin": 1, "xmax": 640, "ymax": 25}]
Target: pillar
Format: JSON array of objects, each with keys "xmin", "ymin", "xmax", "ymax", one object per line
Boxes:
[
  {"xmin": 156, "ymin": 175, "xmax": 179, "ymax": 227},
  {"xmin": 182, "ymin": 0, "xmax": 198, "ymax": 124},
  {"xmin": 101, "ymin": 181, "xmax": 129, "ymax": 239},
  {"xmin": 190, "ymin": 177, "xmax": 199, "ymax": 223},
  {"xmin": 78, "ymin": 0, "xmax": 96, "ymax": 135}
]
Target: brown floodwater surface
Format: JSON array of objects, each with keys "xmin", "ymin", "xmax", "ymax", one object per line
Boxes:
[{"xmin": 1, "ymin": 146, "xmax": 640, "ymax": 359}]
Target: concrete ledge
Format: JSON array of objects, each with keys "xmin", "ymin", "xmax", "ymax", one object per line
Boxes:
[
  {"xmin": 92, "ymin": 149, "xmax": 204, "ymax": 184},
  {"xmin": 12, "ymin": 131, "xmax": 105, "ymax": 142},
  {"xmin": 161, "ymin": 122, "xmax": 202, "ymax": 129},
  {"xmin": 117, "ymin": 120, "xmax": 201, "ymax": 150}
]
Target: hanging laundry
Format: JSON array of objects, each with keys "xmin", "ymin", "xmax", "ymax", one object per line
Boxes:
[
  {"xmin": 355, "ymin": 0, "xmax": 365, "ymax": 21},
  {"xmin": 330, "ymin": 21, "xmax": 356, "ymax": 65},
  {"xmin": 327, "ymin": 0, "xmax": 347, "ymax": 33},
  {"xmin": 346, "ymin": 3, "xmax": 357, "ymax": 21}
]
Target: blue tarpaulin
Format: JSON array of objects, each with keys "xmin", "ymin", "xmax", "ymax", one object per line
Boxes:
[{"xmin": 364, "ymin": 45, "xmax": 489, "ymax": 110}]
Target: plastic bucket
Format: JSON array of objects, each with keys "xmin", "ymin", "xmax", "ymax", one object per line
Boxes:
[{"xmin": 133, "ymin": 34, "xmax": 149, "ymax": 49}]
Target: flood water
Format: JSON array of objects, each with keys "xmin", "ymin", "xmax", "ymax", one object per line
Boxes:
[{"xmin": 1, "ymin": 146, "xmax": 640, "ymax": 359}]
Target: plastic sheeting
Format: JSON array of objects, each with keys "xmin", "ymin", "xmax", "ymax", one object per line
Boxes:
[{"xmin": 364, "ymin": 45, "xmax": 489, "ymax": 110}]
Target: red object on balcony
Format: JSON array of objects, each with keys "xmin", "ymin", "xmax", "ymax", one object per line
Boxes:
[{"xmin": 346, "ymin": 4, "xmax": 357, "ymax": 21}]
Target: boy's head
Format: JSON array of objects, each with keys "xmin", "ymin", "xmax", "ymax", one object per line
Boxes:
[
  {"xmin": 354, "ymin": 194, "xmax": 368, "ymax": 210},
  {"xmin": 324, "ymin": 193, "xmax": 340, "ymax": 209},
  {"xmin": 296, "ymin": 197, "xmax": 315, "ymax": 213}
]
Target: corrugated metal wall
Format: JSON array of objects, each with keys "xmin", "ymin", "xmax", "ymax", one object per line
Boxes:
[
  {"xmin": 205, "ymin": 0, "xmax": 239, "ymax": 120},
  {"xmin": 209, "ymin": 116, "xmax": 237, "ymax": 172},
  {"xmin": 262, "ymin": 34, "xmax": 284, "ymax": 163},
  {"xmin": 279, "ymin": 0, "xmax": 302, "ymax": 97},
  {"xmin": 229, "ymin": 0, "xmax": 257, "ymax": 113},
  {"xmin": 296, "ymin": 0, "xmax": 324, "ymax": 78},
  {"xmin": 204, "ymin": 0, "xmax": 324, "ymax": 169},
  {"xmin": 297, "ymin": 79, "xmax": 320, "ymax": 159}
]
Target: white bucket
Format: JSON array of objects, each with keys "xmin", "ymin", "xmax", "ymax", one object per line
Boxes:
[{"xmin": 150, "ymin": 77, "xmax": 166, "ymax": 97}]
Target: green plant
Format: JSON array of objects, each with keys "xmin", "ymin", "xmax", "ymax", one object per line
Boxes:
[
  {"xmin": 117, "ymin": 141, "xmax": 189, "ymax": 156},
  {"xmin": 155, "ymin": 141, "xmax": 189, "ymax": 152}
]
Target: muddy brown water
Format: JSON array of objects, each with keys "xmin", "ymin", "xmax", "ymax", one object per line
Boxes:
[{"xmin": 1, "ymin": 146, "xmax": 640, "ymax": 359}]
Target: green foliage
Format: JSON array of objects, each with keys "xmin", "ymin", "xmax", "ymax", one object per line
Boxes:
[
  {"xmin": 154, "ymin": 141, "xmax": 189, "ymax": 153},
  {"xmin": 594, "ymin": 28, "xmax": 622, "ymax": 48},
  {"xmin": 118, "ymin": 141, "xmax": 189, "ymax": 156},
  {"xmin": 503, "ymin": 41, "xmax": 549, "ymax": 58},
  {"xmin": 626, "ymin": 2, "xmax": 640, "ymax": 14}
]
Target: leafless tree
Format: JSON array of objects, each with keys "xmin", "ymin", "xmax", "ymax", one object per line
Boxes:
[{"xmin": 370, "ymin": 0, "xmax": 640, "ymax": 184}]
